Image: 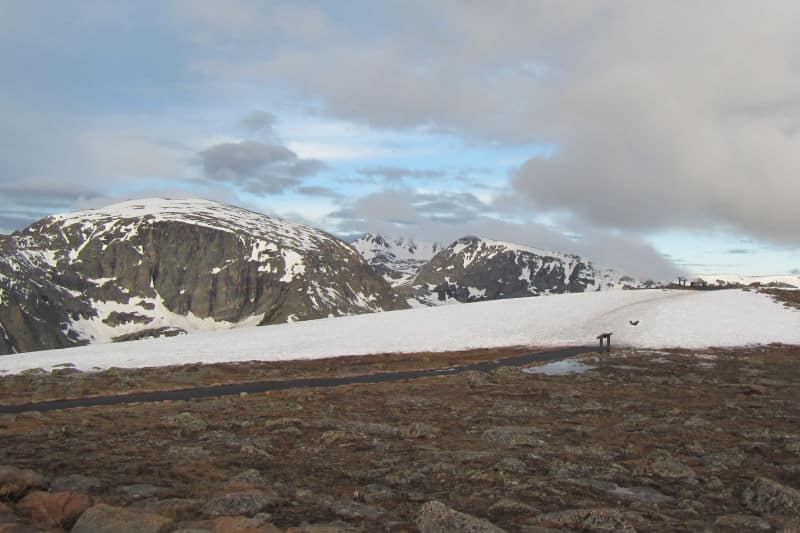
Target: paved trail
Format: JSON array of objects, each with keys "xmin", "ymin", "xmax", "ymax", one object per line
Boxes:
[{"xmin": 0, "ymin": 346, "xmax": 593, "ymax": 414}]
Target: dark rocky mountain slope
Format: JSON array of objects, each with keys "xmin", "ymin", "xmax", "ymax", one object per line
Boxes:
[
  {"xmin": 0, "ymin": 199, "xmax": 402, "ymax": 355},
  {"xmin": 398, "ymin": 236, "xmax": 640, "ymax": 306}
]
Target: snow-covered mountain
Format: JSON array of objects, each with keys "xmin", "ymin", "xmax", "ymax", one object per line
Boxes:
[
  {"xmin": 399, "ymin": 236, "xmax": 642, "ymax": 306},
  {"xmin": 350, "ymin": 233, "xmax": 441, "ymax": 286},
  {"xmin": 0, "ymin": 199, "xmax": 402, "ymax": 355},
  {"xmin": 695, "ymin": 274, "xmax": 800, "ymax": 288}
]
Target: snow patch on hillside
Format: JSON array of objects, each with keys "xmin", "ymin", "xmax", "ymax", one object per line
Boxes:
[{"xmin": 1, "ymin": 289, "xmax": 797, "ymax": 375}]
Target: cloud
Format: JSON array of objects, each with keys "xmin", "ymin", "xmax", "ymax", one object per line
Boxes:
[
  {"xmin": 199, "ymin": 140, "xmax": 326, "ymax": 193},
  {"xmin": 240, "ymin": 110, "xmax": 276, "ymax": 134},
  {"xmin": 295, "ymin": 185, "xmax": 343, "ymax": 199},
  {"xmin": 791, "ymin": 268, "xmax": 800, "ymax": 275},
  {"xmin": 329, "ymin": 187, "xmax": 681, "ymax": 279},
  {"xmin": 359, "ymin": 166, "xmax": 446, "ymax": 182},
  {"xmin": 179, "ymin": 2, "xmax": 800, "ymax": 246}
]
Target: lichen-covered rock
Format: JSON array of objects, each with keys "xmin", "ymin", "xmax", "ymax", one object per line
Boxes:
[
  {"xmin": 534, "ymin": 507, "xmax": 649, "ymax": 532},
  {"xmin": 0, "ymin": 466, "xmax": 44, "ymax": 501},
  {"xmin": 71, "ymin": 503, "xmax": 172, "ymax": 533},
  {"xmin": 416, "ymin": 500, "xmax": 506, "ymax": 533},
  {"xmin": 202, "ymin": 490, "xmax": 278, "ymax": 518},
  {"xmin": 714, "ymin": 513, "xmax": 771, "ymax": 530},
  {"xmin": 742, "ymin": 477, "xmax": 800, "ymax": 518}
]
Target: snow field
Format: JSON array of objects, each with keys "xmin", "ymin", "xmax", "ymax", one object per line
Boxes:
[{"xmin": 0, "ymin": 289, "xmax": 797, "ymax": 375}]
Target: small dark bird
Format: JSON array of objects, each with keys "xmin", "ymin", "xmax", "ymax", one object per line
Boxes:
[{"xmin": 629, "ymin": 320, "xmax": 640, "ymax": 326}]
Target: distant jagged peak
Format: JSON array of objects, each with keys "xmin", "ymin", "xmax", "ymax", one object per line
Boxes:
[{"xmin": 351, "ymin": 232, "xmax": 441, "ymax": 262}]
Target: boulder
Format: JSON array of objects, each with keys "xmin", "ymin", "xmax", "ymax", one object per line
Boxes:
[
  {"xmin": 0, "ymin": 467, "xmax": 44, "ymax": 501},
  {"xmin": 15, "ymin": 490, "xmax": 92, "ymax": 529},
  {"xmin": 742, "ymin": 477, "xmax": 800, "ymax": 518},
  {"xmin": 71, "ymin": 503, "xmax": 172, "ymax": 533},
  {"xmin": 416, "ymin": 501, "xmax": 506, "ymax": 533},
  {"xmin": 202, "ymin": 490, "xmax": 278, "ymax": 518},
  {"xmin": 534, "ymin": 508, "xmax": 649, "ymax": 532},
  {"xmin": 714, "ymin": 514, "xmax": 771, "ymax": 530}
]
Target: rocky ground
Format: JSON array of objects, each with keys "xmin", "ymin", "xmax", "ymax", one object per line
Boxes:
[{"xmin": 1, "ymin": 344, "xmax": 799, "ymax": 532}]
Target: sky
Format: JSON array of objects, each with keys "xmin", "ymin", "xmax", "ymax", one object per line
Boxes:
[{"xmin": 1, "ymin": 0, "xmax": 798, "ymax": 279}]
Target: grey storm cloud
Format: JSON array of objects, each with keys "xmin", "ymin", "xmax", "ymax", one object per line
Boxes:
[
  {"xmin": 295, "ymin": 185, "xmax": 343, "ymax": 199},
  {"xmin": 199, "ymin": 140, "xmax": 326, "ymax": 194},
  {"xmin": 240, "ymin": 110, "xmax": 276, "ymax": 134},
  {"xmin": 183, "ymin": 1, "xmax": 800, "ymax": 247}
]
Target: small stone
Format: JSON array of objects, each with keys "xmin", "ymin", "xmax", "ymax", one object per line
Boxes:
[
  {"xmin": 225, "ymin": 470, "xmax": 268, "ymax": 490},
  {"xmin": 488, "ymin": 498, "xmax": 538, "ymax": 515},
  {"xmin": 50, "ymin": 474, "xmax": 103, "ymax": 493},
  {"xmin": 416, "ymin": 500, "xmax": 506, "ymax": 532},
  {"xmin": 715, "ymin": 513, "xmax": 771, "ymax": 530},
  {"xmin": 71, "ymin": 503, "xmax": 172, "ymax": 533},
  {"xmin": 203, "ymin": 490, "xmax": 278, "ymax": 518},
  {"xmin": 481, "ymin": 427, "xmax": 545, "ymax": 448},
  {"xmin": 212, "ymin": 516, "xmax": 281, "ymax": 533},
  {"xmin": 162, "ymin": 412, "xmax": 208, "ymax": 432},
  {"xmin": 742, "ymin": 477, "xmax": 800, "ymax": 518},
  {"xmin": 16, "ymin": 490, "xmax": 93, "ymax": 529},
  {"xmin": 648, "ymin": 457, "xmax": 695, "ymax": 479},
  {"xmin": 0, "ymin": 466, "xmax": 45, "ymax": 501},
  {"xmin": 117, "ymin": 484, "xmax": 167, "ymax": 501}
]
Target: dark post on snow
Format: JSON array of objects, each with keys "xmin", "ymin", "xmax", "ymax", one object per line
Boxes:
[{"xmin": 597, "ymin": 332, "xmax": 612, "ymax": 352}]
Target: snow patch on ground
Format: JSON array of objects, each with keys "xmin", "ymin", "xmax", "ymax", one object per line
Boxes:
[{"xmin": 1, "ymin": 289, "xmax": 798, "ymax": 375}]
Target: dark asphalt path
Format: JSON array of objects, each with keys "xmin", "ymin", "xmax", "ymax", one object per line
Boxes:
[{"xmin": 0, "ymin": 345, "xmax": 594, "ymax": 414}]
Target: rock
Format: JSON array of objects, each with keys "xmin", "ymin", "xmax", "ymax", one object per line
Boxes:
[
  {"xmin": 130, "ymin": 498, "xmax": 202, "ymax": 518},
  {"xmin": 202, "ymin": 490, "xmax": 278, "ymax": 518},
  {"xmin": 742, "ymin": 477, "xmax": 800, "ymax": 517},
  {"xmin": 714, "ymin": 513, "xmax": 771, "ymax": 530},
  {"xmin": 71, "ymin": 503, "xmax": 172, "ymax": 533},
  {"xmin": 534, "ymin": 508, "xmax": 648, "ymax": 532},
  {"xmin": 15, "ymin": 490, "xmax": 93, "ymax": 529},
  {"xmin": 496, "ymin": 457, "xmax": 528, "ymax": 474},
  {"xmin": 284, "ymin": 523, "xmax": 356, "ymax": 533},
  {"xmin": 462, "ymin": 371, "xmax": 489, "ymax": 387},
  {"xmin": 399, "ymin": 423, "xmax": 439, "ymax": 439},
  {"xmin": 50, "ymin": 474, "xmax": 103, "ymax": 493},
  {"xmin": 481, "ymin": 427, "xmax": 545, "ymax": 448},
  {"xmin": 212, "ymin": 516, "xmax": 281, "ymax": 533},
  {"xmin": 118, "ymin": 484, "xmax": 168, "ymax": 501},
  {"xmin": 0, "ymin": 521, "xmax": 46, "ymax": 533},
  {"xmin": 0, "ymin": 466, "xmax": 45, "ymax": 501},
  {"xmin": 648, "ymin": 457, "xmax": 695, "ymax": 479},
  {"xmin": 0, "ymin": 503, "xmax": 12, "ymax": 515},
  {"xmin": 162, "ymin": 412, "xmax": 208, "ymax": 432},
  {"xmin": 416, "ymin": 500, "xmax": 506, "ymax": 533},
  {"xmin": 329, "ymin": 500, "xmax": 384, "ymax": 521},
  {"xmin": 488, "ymin": 498, "xmax": 538, "ymax": 515},
  {"xmin": 225, "ymin": 470, "xmax": 268, "ymax": 490}
]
